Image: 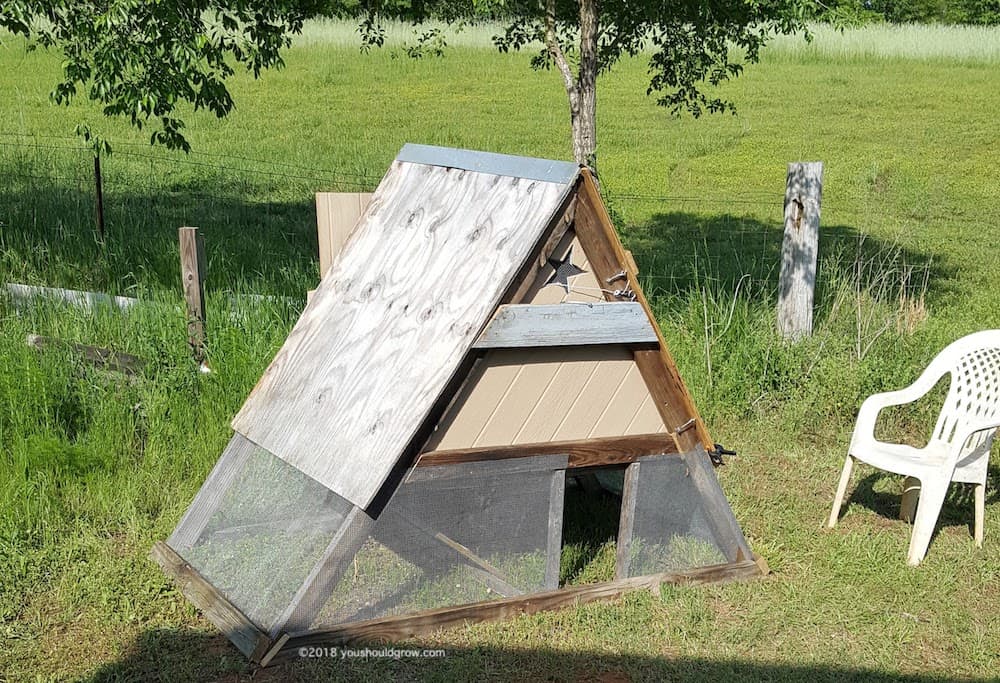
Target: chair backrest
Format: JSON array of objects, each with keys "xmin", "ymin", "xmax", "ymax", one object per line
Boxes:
[{"xmin": 927, "ymin": 330, "xmax": 1000, "ymax": 461}]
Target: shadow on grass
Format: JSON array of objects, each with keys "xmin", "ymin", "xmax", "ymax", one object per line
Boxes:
[
  {"xmin": 0, "ymin": 176, "xmax": 321, "ymax": 296},
  {"xmin": 84, "ymin": 626, "xmax": 991, "ymax": 682},
  {"xmin": 622, "ymin": 211, "xmax": 954, "ymax": 315},
  {"xmin": 844, "ymin": 463, "xmax": 1000, "ymax": 541}
]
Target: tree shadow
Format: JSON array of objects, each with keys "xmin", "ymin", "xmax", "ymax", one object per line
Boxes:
[
  {"xmin": 83, "ymin": 626, "xmax": 993, "ymax": 682},
  {"xmin": 0, "ymin": 174, "xmax": 322, "ymax": 297},
  {"xmin": 622, "ymin": 212, "xmax": 954, "ymax": 317}
]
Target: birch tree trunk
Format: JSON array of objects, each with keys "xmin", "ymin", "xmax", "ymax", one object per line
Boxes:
[{"xmin": 546, "ymin": 0, "xmax": 599, "ymax": 169}]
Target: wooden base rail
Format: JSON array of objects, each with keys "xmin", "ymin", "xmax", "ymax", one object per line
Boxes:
[{"xmin": 265, "ymin": 559, "xmax": 763, "ymax": 666}]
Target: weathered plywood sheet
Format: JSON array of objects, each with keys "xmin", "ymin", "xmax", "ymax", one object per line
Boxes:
[
  {"xmin": 426, "ymin": 346, "xmax": 667, "ymax": 451},
  {"xmin": 316, "ymin": 192, "xmax": 373, "ymax": 278},
  {"xmin": 232, "ymin": 160, "xmax": 573, "ymax": 508}
]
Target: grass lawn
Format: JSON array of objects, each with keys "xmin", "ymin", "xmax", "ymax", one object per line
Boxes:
[{"xmin": 1, "ymin": 21, "xmax": 999, "ymax": 681}]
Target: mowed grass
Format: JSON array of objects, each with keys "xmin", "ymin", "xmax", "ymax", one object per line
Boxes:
[{"xmin": 1, "ymin": 21, "xmax": 999, "ymax": 681}]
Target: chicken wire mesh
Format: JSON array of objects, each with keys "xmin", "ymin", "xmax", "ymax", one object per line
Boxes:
[
  {"xmin": 167, "ymin": 438, "xmax": 565, "ymax": 633},
  {"xmin": 619, "ymin": 452, "xmax": 749, "ymax": 577},
  {"xmin": 309, "ymin": 455, "xmax": 565, "ymax": 629},
  {"xmin": 168, "ymin": 433, "xmax": 355, "ymax": 632}
]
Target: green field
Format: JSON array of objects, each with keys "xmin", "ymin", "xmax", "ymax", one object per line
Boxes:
[{"xmin": 2, "ymin": 21, "xmax": 999, "ymax": 681}]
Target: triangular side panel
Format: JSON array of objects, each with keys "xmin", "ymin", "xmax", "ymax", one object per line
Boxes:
[
  {"xmin": 422, "ymin": 174, "xmax": 711, "ymax": 456},
  {"xmin": 231, "ymin": 149, "xmax": 578, "ymax": 508}
]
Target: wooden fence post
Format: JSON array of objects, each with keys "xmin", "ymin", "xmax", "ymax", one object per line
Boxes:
[
  {"xmin": 94, "ymin": 153, "xmax": 105, "ymax": 241},
  {"xmin": 777, "ymin": 162, "xmax": 823, "ymax": 341},
  {"xmin": 179, "ymin": 226, "xmax": 207, "ymax": 363}
]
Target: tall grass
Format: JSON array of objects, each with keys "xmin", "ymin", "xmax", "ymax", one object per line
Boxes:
[
  {"xmin": 764, "ymin": 23, "xmax": 1000, "ymax": 64},
  {"xmin": 2, "ymin": 23, "xmax": 1000, "ymax": 680}
]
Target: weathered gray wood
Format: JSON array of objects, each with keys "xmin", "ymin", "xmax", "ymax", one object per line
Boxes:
[
  {"xmin": 777, "ymin": 161, "xmax": 823, "ymax": 341},
  {"xmin": 4, "ymin": 282, "xmax": 138, "ymax": 311},
  {"xmin": 615, "ymin": 462, "xmax": 641, "ymax": 580},
  {"xmin": 471, "ymin": 302, "xmax": 657, "ymax": 349},
  {"xmin": 26, "ymin": 334, "xmax": 145, "ymax": 375},
  {"xmin": 544, "ymin": 470, "xmax": 566, "ymax": 589},
  {"xmin": 405, "ymin": 453, "xmax": 568, "ymax": 483},
  {"xmin": 416, "ymin": 434, "xmax": 675, "ymax": 469},
  {"xmin": 268, "ymin": 505, "xmax": 377, "ymax": 637},
  {"xmin": 150, "ymin": 541, "xmax": 272, "ymax": 661},
  {"xmin": 269, "ymin": 559, "xmax": 763, "ymax": 662},
  {"xmin": 232, "ymin": 160, "xmax": 574, "ymax": 508},
  {"xmin": 179, "ymin": 226, "xmax": 207, "ymax": 361},
  {"xmin": 680, "ymin": 448, "xmax": 754, "ymax": 563},
  {"xmin": 167, "ymin": 433, "xmax": 256, "ymax": 551}
]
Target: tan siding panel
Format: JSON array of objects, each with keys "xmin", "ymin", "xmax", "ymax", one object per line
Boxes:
[
  {"xmin": 429, "ymin": 347, "xmax": 666, "ymax": 450},
  {"xmin": 474, "ymin": 354, "xmax": 562, "ymax": 446},
  {"xmin": 626, "ymin": 394, "xmax": 669, "ymax": 435},
  {"xmin": 316, "ymin": 193, "xmax": 372, "ymax": 278},
  {"xmin": 552, "ymin": 351, "xmax": 633, "ymax": 441},
  {"xmin": 590, "ymin": 364, "xmax": 650, "ymax": 438}
]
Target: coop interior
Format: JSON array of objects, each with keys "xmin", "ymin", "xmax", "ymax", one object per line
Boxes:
[{"xmin": 166, "ymin": 433, "xmax": 747, "ymax": 639}]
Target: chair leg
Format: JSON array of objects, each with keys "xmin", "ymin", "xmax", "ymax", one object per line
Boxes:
[
  {"xmin": 828, "ymin": 456, "xmax": 855, "ymax": 528},
  {"xmin": 974, "ymin": 483, "xmax": 986, "ymax": 548},
  {"xmin": 906, "ymin": 478, "xmax": 950, "ymax": 566}
]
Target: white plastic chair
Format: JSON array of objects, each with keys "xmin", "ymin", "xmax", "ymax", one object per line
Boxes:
[{"xmin": 828, "ymin": 330, "xmax": 1000, "ymax": 565}]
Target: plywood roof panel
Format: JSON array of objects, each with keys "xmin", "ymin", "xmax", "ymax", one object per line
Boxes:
[{"xmin": 233, "ymin": 156, "xmax": 575, "ymax": 508}]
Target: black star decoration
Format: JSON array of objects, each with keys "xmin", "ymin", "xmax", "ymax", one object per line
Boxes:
[{"xmin": 545, "ymin": 246, "xmax": 587, "ymax": 292}]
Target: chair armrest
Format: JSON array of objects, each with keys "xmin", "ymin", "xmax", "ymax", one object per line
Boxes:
[{"xmin": 850, "ymin": 366, "xmax": 949, "ymax": 451}]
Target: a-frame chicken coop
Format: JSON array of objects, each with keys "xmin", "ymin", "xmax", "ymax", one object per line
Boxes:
[{"xmin": 153, "ymin": 144, "xmax": 764, "ymax": 666}]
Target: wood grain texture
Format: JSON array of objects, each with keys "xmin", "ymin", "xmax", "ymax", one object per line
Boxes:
[
  {"xmin": 150, "ymin": 541, "xmax": 271, "ymax": 661},
  {"xmin": 416, "ymin": 433, "xmax": 677, "ymax": 469},
  {"xmin": 573, "ymin": 170, "xmax": 712, "ymax": 452},
  {"xmin": 472, "ymin": 302, "xmax": 657, "ymax": 349},
  {"xmin": 232, "ymin": 161, "xmax": 573, "ymax": 508},
  {"xmin": 545, "ymin": 470, "xmax": 566, "ymax": 589},
  {"xmin": 270, "ymin": 560, "xmax": 762, "ymax": 659},
  {"xmin": 777, "ymin": 162, "xmax": 823, "ymax": 341},
  {"xmin": 616, "ymin": 462, "xmax": 641, "ymax": 580},
  {"xmin": 316, "ymin": 192, "xmax": 372, "ymax": 278}
]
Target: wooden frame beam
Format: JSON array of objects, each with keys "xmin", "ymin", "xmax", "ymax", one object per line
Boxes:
[
  {"xmin": 416, "ymin": 433, "xmax": 677, "ymax": 469},
  {"xmin": 150, "ymin": 541, "xmax": 272, "ymax": 661},
  {"xmin": 472, "ymin": 302, "xmax": 658, "ymax": 349},
  {"xmin": 572, "ymin": 170, "xmax": 713, "ymax": 453},
  {"xmin": 266, "ymin": 559, "xmax": 762, "ymax": 664}
]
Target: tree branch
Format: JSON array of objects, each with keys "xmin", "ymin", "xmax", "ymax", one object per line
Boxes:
[{"xmin": 544, "ymin": 0, "xmax": 577, "ymax": 104}]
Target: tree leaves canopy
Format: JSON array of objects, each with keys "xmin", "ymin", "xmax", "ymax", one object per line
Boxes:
[{"xmin": 0, "ymin": 1, "xmax": 319, "ymax": 151}]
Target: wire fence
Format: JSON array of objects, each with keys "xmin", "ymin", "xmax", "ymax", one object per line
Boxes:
[{"xmin": 0, "ymin": 131, "xmax": 994, "ymax": 300}]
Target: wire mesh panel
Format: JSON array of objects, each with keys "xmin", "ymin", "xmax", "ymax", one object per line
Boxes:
[
  {"xmin": 310, "ymin": 455, "xmax": 566, "ymax": 629},
  {"xmin": 167, "ymin": 433, "xmax": 354, "ymax": 632},
  {"xmin": 618, "ymin": 452, "xmax": 750, "ymax": 578}
]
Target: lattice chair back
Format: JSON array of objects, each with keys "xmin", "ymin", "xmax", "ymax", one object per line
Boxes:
[{"xmin": 927, "ymin": 331, "xmax": 1000, "ymax": 481}]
